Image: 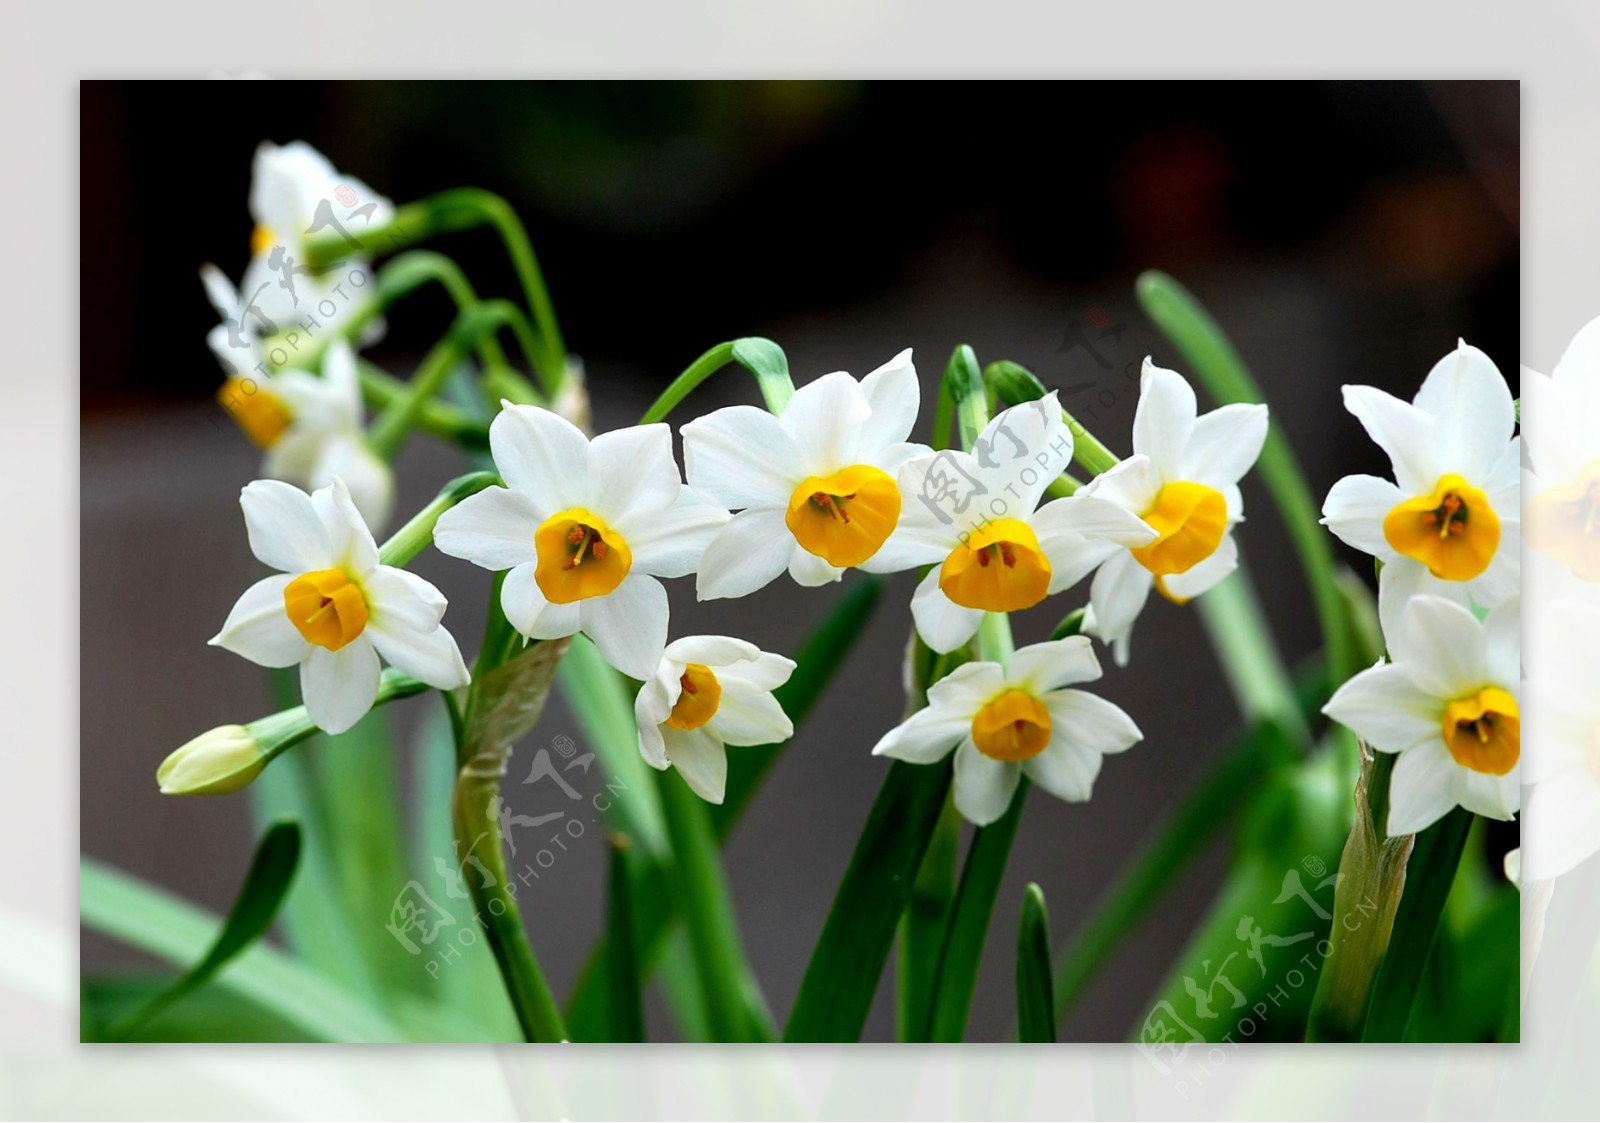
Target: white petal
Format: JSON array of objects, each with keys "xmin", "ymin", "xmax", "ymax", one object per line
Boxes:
[
  {"xmin": 1375, "ymin": 558, "xmax": 1472, "ymax": 644},
  {"xmin": 240, "ymin": 479, "xmax": 334, "ymax": 573},
  {"xmin": 707, "ymin": 679, "xmax": 794, "ymax": 746},
  {"xmin": 1483, "ymin": 597, "xmax": 1520, "ymax": 690},
  {"xmin": 200, "ymin": 263, "xmax": 242, "ymax": 322},
  {"xmin": 1322, "ymin": 474, "xmax": 1405, "ymax": 559},
  {"xmin": 788, "ymin": 545, "xmax": 844, "ymax": 587},
  {"xmin": 1323, "ymin": 663, "xmax": 1442, "ymax": 754},
  {"xmin": 321, "ymin": 340, "xmax": 364, "ymax": 419},
  {"xmin": 432, "ymin": 486, "xmax": 541, "ymax": 571},
  {"xmin": 1007, "ymin": 637, "xmax": 1102, "ymax": 694},
  {"xmin": 971, "ymin": 392, "xmax": 1072, "ymax": 513},
  {"xmin": 364, "ymin": 565, "xmax": 448, "ymax": 631},
  {"xmin": 314, "ymin": 477, "xmax": 380, "ymax": 576},
  {"xmin": 1159, "ymin": 533, "xmax": 1238, "ymax": 601},
  {"xmin": 1182, "ymin": 403, "xmax": 1269, "ymax": 487},
  {"xmin": 1088, "ymin": 549, "xmax": 1153, "ymax": 647},
  {"xmin": 662, "ymin": 635, "xmax": 759, "ymax": 667},
  {"xmin": 1041, "ymin": 535, "xmax": 1121, "ymax": 597},
  {"xmin": 695, "ymin": 507, "xmax": 794, "ymax": 600},
  {"xmin": 635, "ymin": 684, "xmax": 672, "ymax": 771},
  {"xmin": 871, "ymin": 700, "xmax": 972, "ymax": 764},
  {"xmin": 301, "ymin": 637, "xmax": 382, "ymax": 735},
  {"xmin": 1413, "ymin": 341, "xmax": 1516, "ymax": 480},
  {"xmin": 1023, "ymin": 736, "xmax": 1103, "ymax": 803},
  {"xmin": 310, "ymin": 437, "xmax": 394, "ymax": 534},
  {"xmin": 622, "ymin": 487, "xmax": 730, "ymax": 579},
  {"xmin": 1342, "ymin": 384, "xmax": 1439, "ymax": 495},
  {"xmin": 910, "ymin": 567, "xmax": 985, "ymax": 654},
  {"xmin": 209, "ymin": 574, "xmax": 306, "ymax": 668},
  {"xmin": 1457, "ymin": 767, "xmax": 1520, "ymax": 823},
  {"xmin": 714, "ymin": 651, "xmax": 797, "ymax": 692},
  {"xmin": 1522, "ymin": 778, "xmax": 1600, "ymax": 880},
  {"xmin": 500, "ymin": 562, "xmax": 581, "ymax": 640},
  {"xmin": 1393, "ymin": 595, "xmax": 1489, "ymax": 700},
  {"xmin": 1132, "ymin": 359, "xmax": 1198, "ymax": 479},
  {"xmin": 953, "ymin": 739, "xmax": 1021, "ymax": 826},
  {"xmin": 779, "ymin": 370, "xmax": 870, "ymax": 476},
  {"xmin": 1465, "ymin": 524, "xmax": 1521, "ymax": 612},
  {"xmin": 1033, "ymin": 494, "xmax": 1157, "ymax": 547},
  {"xmin": 682, "ymin": 405, "xmax": 804, "ymax": 510},
  {"xmin": 1041, "ymin": 688, "xmax": 1142, "ymax": 757},
  {"xmin": 588, "ymin": 423, "xmax": 683, "ymax": 527},
  {"xmin": 856, "ymin": 348, "xmax": 920, "ymax": 458},
  {"xmin": 580, "ymin": 574, "xmax": 669, "ymax": 681},
  {"xmin": 262, "ymin": 428, "xmax": 326, "ymax": 487},
  {"xmin": 664, "ymin": 727, "xmax": 728, "ymax": 804},
  {"xmin": 1386, "ymin": 740, "xmax": 1461, "ymax": 835},
  {"xmin": 490, "ymin": 404, "xmax": 589, "ymax": 516},
  {"xmin": 925, "ymin": 660, "xmax": 1008, "ymax": 712},
  {"xmin": 885, "ymin": 450, "xmax": 987, "ymax": 545},
  {"xmin": 1077, "ymin": 454, "xmax": 1158, "ymax": 516},
  {"xmin": 368, "ymin": 617, "xmax": 470, "ymax": 689}
]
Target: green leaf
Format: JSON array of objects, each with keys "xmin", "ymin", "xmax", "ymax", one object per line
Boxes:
[
  {"xmin": 83, "ymin": 974, "xmax": 318, "ymax": 1042},
  {"xmin": 604, "ymin": 835, "xmax": 646, "ymax": 1043},
  {"xmin": 1136, "ymin": 270, "xmax": 1353, "ymax": 685},
  {"xmin": 896, "ymin": 794, "xmax": 960, "ymax": 1041},
  {"xmin": 1017, "ymin": 884, "xmax": 1056, "ymax": 1043},
  {"xmin": 926, "ymin": 781, "xmax": 1030, "ymax": 1041},
  {"xmin": 784, "ymin": 761, "xmax": 953, "ymax": 1042},
  {"xmin": 1361, "ymin": 807, "xmax": 1474, "ymax": 1040},
  {"xmin": 81, "ymin": 858, "xmax": 405, "ymax": 1042},
  {"xmin": 730, "ymin": 337, "xmax": 795, "ymax": 414}
]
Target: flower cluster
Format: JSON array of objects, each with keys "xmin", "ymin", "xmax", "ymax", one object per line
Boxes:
[{"xmin": 1322, "ymin": 341, "xmax": 1522, "ymax": 836}]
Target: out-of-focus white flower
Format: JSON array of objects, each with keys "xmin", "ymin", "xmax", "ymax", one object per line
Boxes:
[
  {"xmin": 1524, "ymin": 315, "xmax": 1600, "ymax": 587},
  {"xmin": 211, "ymin": 478, "xmax": 469, "ymax": 735},
  {"xmin": 1324, "ymin": 595, "xmax": 1520, "ymax": 835},
  {"xmin": 1322, "ymin": 340, "xmax": 1519, "ymax": 635},
  {"xmin": 433, "ymin": 404, "xmax": 729, "ymax": 680},
  {"xmin": 1522, "ymin": 600, "xmax": 1600, "ymax": 880},
  {"xmin": 1073, "ymin": 359, "xmax": 1268, "ymax": 665},
  {"xmin": 872, "ymin": 393, "xmax": 1155, "ymax": 653},
  {"xmin": 683, "ymin": 350, "xmax": 932, "ymax": 598},
  {"xmin": 634, "ymin": 636, "xmax": 796, "ymax": 803},
  {"xmin": 871, "ymin": 637, "xmax": 1141, "ymax": 825}
]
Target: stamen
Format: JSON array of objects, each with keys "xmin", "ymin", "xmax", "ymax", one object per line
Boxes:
[
  {"xmin": 999, "ymin": 542, "xmax": 1017, "ymax": 568},
  {"xmin": 679, "ymin": 672, "xmax": 698, "ymax": 695}
]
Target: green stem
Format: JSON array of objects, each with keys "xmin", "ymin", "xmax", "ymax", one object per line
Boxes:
[
  {"xmin": 376, "ymin": 471, "xmax": 500, "ymax": 568},
  {"xmin": 1193, "ymin": 562, "xmax": 1307, "ymax": 743},
  {"xmin": 358, "ymin": 360, "xmax": 488, "ymax": 449},
  {"xmin": 945, "ymin": 345, "xmax": 988, "ymax": 450},
  {"xmin": 604, "ymin": 835, "xmax": 646, "ymax": 1043},
  {"xmin": 639, "ymin": 337, "xmax": 797, "ymax": 424},
  {"xmin": 897, "ymin": 793, "xmax": 960, "ymax": 1041}
]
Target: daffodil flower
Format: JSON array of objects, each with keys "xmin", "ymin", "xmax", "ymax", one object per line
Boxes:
[
  {"xmin": 1323, "ymin": 595, "xmax": 1519, "ymax": 835},
  {"xmin": 199, "ymin": 307, "xmax": 394, "ymax": 530},
  {"xmin": 871, "ymin": 637, "xmax": 1141, "ymax": 825},
  {"xmin": 871, "ymin": 393, "xmax": 1157, "ymax": 653},
  {"xmin": 1321, "ymin": 340, "xmax": 1519, "ymax": 634},
  {"xmin": 1074, "ymin": 359, "xmax": 1268, "ymax": 665},
  {"xmin": 433, "ymin": 404, "xmax": 729, "ymax": 680},
  {"xmin": 210, "ymin": 478, "xmax": 470, "ymax": 735},
  {"xmin": 684, "ymin": 350, "xmax": 932, "ymax": 598},
  {"xmin": 634, "ymin": 636, "xmax": 797, "ymax": 803},
  {"xmin": 1522, "ymin": 314, "xmax": 1600, "ymax": 586}
]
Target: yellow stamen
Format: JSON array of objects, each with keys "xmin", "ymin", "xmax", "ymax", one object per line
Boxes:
[
  {"xmin": 251, "ymin": 224, "xmax": 279, "ymax": 257},
  {"xmin": 1440, "ymin": 687, "xmax": 1519, "ymax": 775},
  {"xmin": 666, "ymin": 663, "xmax": 722, "ymax": 730},
  {"xmin": 1384, "ymin": 474, "xmax": 1500, "ymax": 581},
  {"xmin": 939, "ymin": 518, "xmax": 1053, "ymax": 612},
  {"xmin": 971, "ymin": 689, "xmax": 1053, "ymax": 762},
  {"xmin": 218, "ymin": 377, "xmax": 293, "ymax": 449},
  {"xmin": 785, "ymin": 464, "xmax": 901, "ymax": 567},
  {"xmin": 534, "ymin": 507, "xmax": 632, "ymax": 604},
  {"xmin": 1526, "ymin": 459, "xmax": 1600, "ymax": 582},
  {"xmin": 1131, "ymin": 481, "xmax": 1227, "ymax": 576},
  {"xmin": 283, "ymin": 568, "xmax": 369, "ymax": 651}
]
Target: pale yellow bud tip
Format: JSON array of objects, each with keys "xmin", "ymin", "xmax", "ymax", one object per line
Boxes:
[{"xmin": 157, "ymin": 725, "xmax": 267, "ymax": 796}]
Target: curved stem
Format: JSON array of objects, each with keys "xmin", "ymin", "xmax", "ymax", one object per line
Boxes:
[
  {"xmin": 377, "ymin": 470, "xmax": 500, "ymax": 568},
  {"xmin": 639, "ymin": 337, "xmax": 796, "ymax": 424}
]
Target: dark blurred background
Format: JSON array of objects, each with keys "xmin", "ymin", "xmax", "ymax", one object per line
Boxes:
[{"xmin": 80, "ymin": 80, "xmax": 1518, "ymax": 1041}]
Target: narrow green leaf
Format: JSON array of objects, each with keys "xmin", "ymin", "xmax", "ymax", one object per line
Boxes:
[
  {"xmin": 111, "ymin": 820, "xmax": 301, "ymax": 1038},
  {"xmin": 927, "ymin": 781, "xmax": 1030, "ymax": 1042},
  {"xmin": 1017, "ymin": 884, "xmax": 1057, "ymax": 1043},
  {"xmin": 784, "ymin": 761, "xmax": 953, "ymax": 1042},
  {"xmin": 1362, "ymin": 807, "xmax": 1474, "ymax": 1040},
  {"xmin": 605, "ymin": 835, "xmax": 646, "ymax": 1043},
  {"xmin": 81, "ymin": 858, "xmax": 405, "ymax": 1042},
  {"xmin": 896, "ymin": 794, "xmax": 960, "ymax": 1041},
  {"xmin": 83, "ymin": 974, "xmax": 316, "ymax": 1042},
  {"xmin": 1194, "ymin": 564, "xmax": 1307, "ymax": 743}
]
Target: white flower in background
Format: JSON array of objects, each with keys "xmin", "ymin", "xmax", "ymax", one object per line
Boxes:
[
  {"xmin": 1073, "ymin": 359, "xmax": 1268, "ymax": 665},
  {"xmin": 871, "ymin": 637, "xmax": 1141, "ymax": 825},
  {"xmin": 635, "ymin": 636, "xmax": 797, "ymax": 803},
  {"xmin": 684, "ymin": 350, "xmax": 932, "ymax": 598},
  {"xmin": 203, "ymin": 140, "xmax": 394, "ymax": 376},
  {"xmin": 1323, "ymin": 595, "xmax": 1519, "ymax": 835},
  {"xmin": 1321, "ymin": 340, "xmax": 1519, "ymax": 635},
  {"xmin": 210, "ymin": 478, "xmax": 469, "ymax": 735},
  {"xmin": 871, "ymin": 393, "xmax": 1157, "ymax": 653},
  {"xmin": 433, "ymin": 405, "xmax": 729, "ymax": 680},
  {"xmin": 1522, "ymin": 600, "xmax": 1600, "ymax": 880},
  {"xmin": 1523, "ymin": 314, "xmax": 1600, "ymax": 586}
]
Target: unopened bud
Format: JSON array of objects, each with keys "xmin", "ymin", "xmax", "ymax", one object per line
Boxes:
[{"xmin": 157, "ymin": 725, "xmax": 266, "ymax": 795}]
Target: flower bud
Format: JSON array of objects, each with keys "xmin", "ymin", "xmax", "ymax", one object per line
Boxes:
[{"xmin": 156, "ymin": 725, "xmax": 266, "ymax": 795}]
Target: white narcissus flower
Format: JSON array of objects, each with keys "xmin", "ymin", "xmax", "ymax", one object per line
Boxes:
[
  {"xmin": 635, "ymin": 636, "xmax": 797, "ymax": 803},
  {"xmin": 1521, "ymin": 600, "xmax": 1600, "ymax": 880},
  {"xmin": 1522, "ymin": 314, "xmax": 1600, "ymax": 586},
  {"xmin": 433, "ymin": 405, "xmax": 730, "ymax": 680},
  {"xmin": 210, "ymin": 478, "xmax": 470, "ymax": 735},
  {"xmin": 684, "ymin": 350, "xmax": 932, "ymax": 598},
  {"xmin": 1321, "ymin": 340, "xmax": 1519, "ymax": 635},
  {"xmin": 871, "ymin": 637, "xmax": 1141, "ymax": 825},
  {"xmin": 873, "ymin": 393, "xmax": 1157, "ymax": 653},
  {"xmin": 1323, "ymin": 595, "xmax": 1520, "ymax": 836},
  {"xmin": 1074, "ymin": 359, "xmax": 1268, "ymax": 665}
]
